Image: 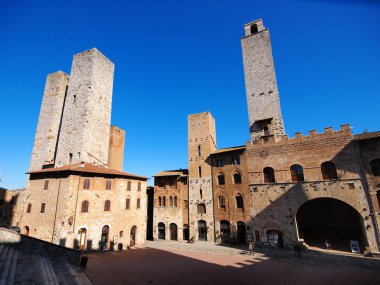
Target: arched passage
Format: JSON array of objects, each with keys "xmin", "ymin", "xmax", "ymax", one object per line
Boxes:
[
  {"xmin": 220, "ymin": 220, "xmax": 231, "ymax": 243},
  {"xmin": 296, "ymin": 198, "xmax": 366, "ymax": 251},
  {"xmin": 170, "ymin": 223, "xmax": 178, "ymax": 240},
  {"xmin": 158, "ymin": 222, "xmax": 165, "ymax": 240}
]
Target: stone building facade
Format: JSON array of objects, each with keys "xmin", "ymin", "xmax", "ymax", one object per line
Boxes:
[
  {"xmin": 0, "ymin": 188, "xmax": 22, "ymax": 226},
  {"xmin": 152, "ymin": 170, "xmax": 189, "ymax": 241},
  {"xmin": 14, "ymin": 48, "xmax": 148, "ymax": 250}
]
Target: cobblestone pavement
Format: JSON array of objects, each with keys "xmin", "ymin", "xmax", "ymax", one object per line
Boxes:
[{"xmin": 84, "ymin": 240, "xmax": 380, "ymax": 285}]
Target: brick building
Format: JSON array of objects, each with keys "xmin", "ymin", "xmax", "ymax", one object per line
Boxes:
[{"xmin": 13, "ymin": 48, "xmax": 148, "ymax": 250}]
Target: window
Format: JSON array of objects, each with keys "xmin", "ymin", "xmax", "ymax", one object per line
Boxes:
[
  {"xmin": 27, "ymin": 203, "xmax": 32, "ymax": 213},
  {"xmin": 44, "ymin": 180, "xmax": 49, "ymax": 190},
  {"xmin": 377, "ymin": 190, "xmax": 380, "ymax": 209},
  {"xmin": 263, "ymin": 167, "xmax": 275, "ymax": 183},
  {"xmin": 321, "ymin": 161, "xmax": 338, "ymax": 180},
  {"xmin": 158, "ymin": 178, "xmax": 165, "ymax": 188},
  {"xmin": 127, "ymin": 181, "xmax": 132, "ymax": 191},
  {"xmin": 137, "ymin": 182, "xmax": 141, "ymax": 191},
  {"xmin": 137, "ymin": 198, "xmax": 141, "ymax": 209},
  {"xmin": 236, "ymin": 195, "xmax": 244, "ymax": 209},
  {"xmin": 371, "ymin": 159, "xmax": 380, "ymax": 176},
  {"xmin": 40, "ymin": 203, "xmax": 46, "ymax": 213},
  {"xmin": 126, "ymin": 197, "xmax": 131, "ymax": 209},
  {"xmin": 183, "ymin": 177, "xmax": 188, "ymax": 185},
  {"xmin": 200, "ymin": 189, "xmax": 203, "ymax": 199},
  {"xmin": 184, "ymin": 200, "xmax": 188, "ymax": 209},
  {"xmin": 81, "ymin": 200, "xmax": 89, "ymax": 213},
  {"xmin": 169, "ymin": 196, "xmax": 173, "ymax": 207},
  {"xmin": 232, "ymin": 157, "xmax": 240, "ymax": 165},
  {"xmin": 219, "ymin": 195, "xmax": 226, "ymax": 209},
  {"xmin": 216, "ymin": 159, "xmax": 224, "ymax": 167},
  {"xmin": 0, "ymin": 199, "xmax": 4, "ymax": 205},
  {"xmin": 263, "ymin": 126, "xmax": 270, "ymax": 135},
  {"xmin": 199, "ymin": 166, "xmax": 202, "ymax": 178},
  {"xmin": 198, "ymin": 145, "xmax": 202, "ymax": 157},
  {"xmin": 197, "ymin": 203, "xmax": 206, "ymax": 214},
  {"xmin": 83, "ymin": 178, "xmax": 90, "ymax": 189},
  {"xmin": 217, "ymin": 174, "xmax": 225, "ymax": 185},
  {"xmin": 162, "ymin": 197, "xmax": 166, "ymax": 207},
  {"xmin": 174, "ymin": 196, "xmax": 178, "ymax": 207},
  {"xmin": 104, "ymin": 200, "xmax": 111, "ymax": 211},
  {"xmin": 120, "ymin": 231, "xmax": 123, "ymax": 238},
  {"xmin": 290, "ymin": 164, "xmax": 304, "ymax": 182},
  {"xmin": 233, "ymin": 173, "xmax": 242, "ymax": 184},
  {"xmin": 106, "ymin": 180, "xmax": 112, "ymax": 190}
]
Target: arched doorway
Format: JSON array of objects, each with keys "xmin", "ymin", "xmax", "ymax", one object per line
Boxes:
[
  {"xmin": 220, "ymin": 220, "xmax": 231, "ymax": 243},
  {"xmin": 237, "ymin": 221, "xmax": 246, "ymax": 243},
  {"xmin": 183, "ymin": 224, "xmax": 189, "ymax": 241},
  {"xmin": 296, "ymin": 198, "xmax": 365, "ymax": 251},
  {"xmin": 198, "ymin": 220, "xmax": 207, "ymax": 241},
  {"xmin": 158, "ymin": 222, "xmax": 165, "ymax": 240},
  {"xmin": 101, "ymin": 225, "xmax": 109, "ymax": 250},
  {"xmin": 78, "ymin": 228, "xmax": 87, "ymax": 250},
  {"xmin": 170, "ymin": 223, "xmax": 177, "ymax": 240},
  {"xmin": 24, "ymin": 226, "xmax": 29, "ymax": 236},
  {"xmin": 130, "ymin": 226, "xmax": 137, "ymax": 247}
]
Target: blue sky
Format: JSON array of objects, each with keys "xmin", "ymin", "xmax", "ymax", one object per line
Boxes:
[{"xmin": 1, "ymin": 0, "xmax": 379, "ymax": 189}]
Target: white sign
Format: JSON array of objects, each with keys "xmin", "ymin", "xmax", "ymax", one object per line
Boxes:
[{"xmin": 350, "ymin": 240, "xmax": 360, "ymax": 253}]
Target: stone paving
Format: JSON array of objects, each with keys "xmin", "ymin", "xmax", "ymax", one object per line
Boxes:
[{"xmin": 83, "ymin": 240, "xmax": 380, "ymax": 285}]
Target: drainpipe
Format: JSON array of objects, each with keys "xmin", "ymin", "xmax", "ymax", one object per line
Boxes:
[{"xmin": 72, "ymin": 167, "xmax": 84, "ymax": 239}]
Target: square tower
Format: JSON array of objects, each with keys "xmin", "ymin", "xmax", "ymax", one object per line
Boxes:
[
  {"xmin": 55, "ymin": 48, "xmax": 115, "ymax": 167},
  {"xmin": 188, "ymin": 112, "xmax": 217, "ymax": 242},
  {"xmin": 241, "ymin": 19, "xmax": 284, "ymax": 142}
]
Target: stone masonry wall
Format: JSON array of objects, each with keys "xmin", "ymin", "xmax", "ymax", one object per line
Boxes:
[
  {"xmin": 108, "ymin": 126, "xmax": 125, "ymax": 171},
  {"xmin": 55, "ymin": 48, "xmax": 114, "ymax": 167},
  {"xmin": 29, "ymin": 71, "xmax": 69, "ymax": 171}
]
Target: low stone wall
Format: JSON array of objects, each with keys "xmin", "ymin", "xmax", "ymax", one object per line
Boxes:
[{"xmin": 0, "ymin": 227, "xmax": 81, "ymax": 264}]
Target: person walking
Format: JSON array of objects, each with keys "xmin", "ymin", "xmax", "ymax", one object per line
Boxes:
[
  {"xmin": 248, "ymin": 241, "xmax": 254, "ymax": 255},
  {"xmin": 293, "ymin": 244, "xmax": 301, "ymax": 257}
]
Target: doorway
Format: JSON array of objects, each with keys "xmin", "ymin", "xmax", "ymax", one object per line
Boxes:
[
  {"xmin": 198, "ymin": 220, "xmax": 207, "ymax": 241},
  {"xmin": 101, "ymin": 225, "xmax": 109, "ymax": 249},
  {"xmin": 78, "ymin": 228, "xmax": 87, "ymax": 250},
  {"xmin": 170, "ymin": 223, "xmax": 178, "ymax": 240},
  {"xmin": 130, "ymin": 226, "xmax": 137, "ymax": 247}
]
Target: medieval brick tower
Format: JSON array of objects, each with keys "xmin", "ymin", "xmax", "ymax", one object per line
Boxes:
[
  {"xmin": 241, "ymin": 19, "xmax": 284, "ymax": 142},
  {"xmin": 188, "ymin": 112, "xmax": 217, "ymax": 242}
]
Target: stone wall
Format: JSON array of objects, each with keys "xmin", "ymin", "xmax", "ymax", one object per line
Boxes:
[
  {"xmin": 108, "ymin": 126, "xmax": 125, "ymax": 171},
  {"xmin": 29, "ymin": 71, "xmax": 69, "ymax": 170}
]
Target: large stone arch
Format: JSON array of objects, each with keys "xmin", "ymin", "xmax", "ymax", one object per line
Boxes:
[{"xmin": 295, "ymin": 197, "xmax": 367, "ymax": 251}]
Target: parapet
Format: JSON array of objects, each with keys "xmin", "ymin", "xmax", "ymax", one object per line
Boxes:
[{"xmin": 244, "ymin": 19, "xmax": 265, "ymax": 37}]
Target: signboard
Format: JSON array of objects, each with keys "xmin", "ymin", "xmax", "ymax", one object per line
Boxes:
[{"xmin": 350, "ymin": 240, "xmax": 360, "ymax": 253}]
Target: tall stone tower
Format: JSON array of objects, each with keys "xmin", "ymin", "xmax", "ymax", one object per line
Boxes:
[
  {"xmin": 108, "ymin": 126, "xmax": 125, "ymax": 171},
  {"xmin": 188, "ymin": 112, "xmax": 217, "ymax": 242},
  {"xmin": 241, "ymin": 19, "xmax": 284, "ymax": 142},
  {"xmin": 29, "ymin": 71, "xmax": 69, "ymax": 171},
  {"xmin": 55, "ymin": 48, "xmax": 114, "ymax": 167}
]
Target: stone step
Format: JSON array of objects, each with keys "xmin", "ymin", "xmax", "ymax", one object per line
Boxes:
[
  {"xmin": 33, "ymin": 254, "xmax": 48, "ymax": 285},
  {"xmin": 0, "ymin": 247, "xmax": 14, "ymax": 285},
  {"xmin": 5, "ymin": 247, "xmax": 18, "ymax": 285},
  {"xmin": 0, "ymin": 244, "xmax": 4, "ymax": 255},
  {"xmin": 0, "ymin": 245, "xmax": 9, "ymax": 271},
  {"xmin": 45, "ymin": 256, "xmax": 59, "ymax": 285}
]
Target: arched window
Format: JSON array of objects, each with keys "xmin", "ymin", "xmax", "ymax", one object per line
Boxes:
[
  {"xmin": 137, "ymin": 198, "xmax": 141, "ymax": 209},
  {"xmin": 198, "ymin": 145, "xmax": 202, "ymax": 157},
  {"xmin": 106, "ymin": 180, "xmax": 112, "ymax": 190},
  {"xmin": 371, "ymin": 159, "xmax": 380, "ymax": 176},
  {"xmin": 174, "ymin": 196, "xmax": 178, "ymax": 207},
  {"xmin": 218, "ymin": 195, "xmax": 226, "ymax": 209},
  {"xmin": 126, "ymin": 197, "xmax": 131, "ymax": 209},
  {"xmin": 83, "ymin": 178, "xmax": 90, "ymax": 189},
  {"xmin": 127, "ymin": 181, "xmax": 132, "ymax": 191},
  {"xmin": 169, "ymin": 196, "xmax": 173, "ymax": 207},
  {"xmin": 81, "ymin": 200, "xmax": 89, "ymax": 213},
  {"xmin": 290, "ymin": 164, "xmax": 304, "ymax": 182},
  {"xmin": 236, "ymin": 194, "xmax": 244, "ymax": 209},
  {"xmin": 158, "ymin": 222, "xmax": 165, "ymax": 240},
  {"xmin": 27, "ymin": 203, "xmax": 32, "ymax": 213},
  {"xmin": 263, "ymin": 167, "xmax": 275, "ymax": 183},
  {"xmin": 321, "ymin": 161, "xmax": 338, "ymax": 180},
  {"xmin": 104, "ymin": 200, "xmax": 111, "ymax": 211},
  {"xmin": 197, "ymin": 203, "xmax": 206, "ymax": 214},
  {"xmin": 218, "ymin": 174, "xmax": 225, "ymax": 185},
  {"xmin": 44, "ymin": 180, "xmax": 49, "ymax": 190},
  {"xmin": 233, "ymin": 172, "xmax": 242, "ymax": 184},
  {"xmin": 138, "ymin": 182, "xmax": 141, "ymax": 191}
]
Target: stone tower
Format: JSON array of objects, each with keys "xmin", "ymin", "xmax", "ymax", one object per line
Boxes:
[
  {"xmin": 55, "ymin": 48, "xmax": 115, "ymax": 167},
  {"xmin": 29, "ymin": 71, "xmax": 69, "ymax": 171},
  {"xmin": 108, "ymin": 126, "xmax": 125, "ymax": 171},
  {"xmin": 241, "ymin": 19, "xmax": 284, "ymax": 142},
  {"xmin": 188, "ymin": 112, "xmax": 217, "ymax": 242}
]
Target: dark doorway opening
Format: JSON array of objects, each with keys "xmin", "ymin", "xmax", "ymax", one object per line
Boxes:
[
  {"xmin": 198, "ymin": 220, "xmax": 207, "ymax": 241},
  {"xmin": 183, "ymin": 224, "xmax": 189, "ymax": 241},
  {"xmin": 237, "ymin": 221, "xmax": 246, "ymax": 243},
  {"xmin": 220, "ymin": 220, "xmax": 231, "ymax": 243},
  {"xmin": 158, "ymin": 222, "xmax": 165, "ymax": 240},
  {"xmin": 130, "ymin": 226, "xmax": 137, "ymax": 247},
  {"xmin": 296, "ymin": 198, "xmax": 365, "ymax": 251},
  {"xmin": 170, "ymin": 223, "xmax": 178, "ymax": 241},
  {"xmin": 101, "ymin": 225, "xmax": 109, "ymax": 250}
]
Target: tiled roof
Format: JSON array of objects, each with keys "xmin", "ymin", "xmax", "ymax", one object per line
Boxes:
[
  {"xmin": 153, "ymin": 169, "xmax": 188, "ymax": 177},
  {"xmin": 27, "ymin": 163, "xmax": 148, "ymax": 180},
  {"xmin": 353, "ymin": 131, "xmax": 380, "ymax": 141},
  {"xmin": 212, "ymin": 146, "xmax": 245, "ymax": 154}
]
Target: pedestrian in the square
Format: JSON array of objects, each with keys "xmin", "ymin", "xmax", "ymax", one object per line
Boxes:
[
  {"xmin": 248, "ymin": 241, "xmax": 254, "ymax": 255},
  {"xmin": 325, "ymin": 240, "xmax": 331, "ymax": 250},
  {"xmin": 293, "ymin": 244, "xmax": 301, "ymax": 257}
]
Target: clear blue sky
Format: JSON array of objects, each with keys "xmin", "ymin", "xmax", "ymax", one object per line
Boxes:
[{"xmin": 1, "ymin": 0, "xmax": 379, "ymax": 189}]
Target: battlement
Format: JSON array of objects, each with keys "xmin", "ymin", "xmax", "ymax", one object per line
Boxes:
[
  {"xmin": 243, "ymin": 19, "xmax": 265, "ymax": 37},
  {"xmin": 247, "ymin": 124, "xmax": 352, "ymax": 147}
]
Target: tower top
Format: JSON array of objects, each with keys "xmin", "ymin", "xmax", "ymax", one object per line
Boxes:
[{"xmin": 243, "ymin": 19, "xmax": 265, "ymax": 37}]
